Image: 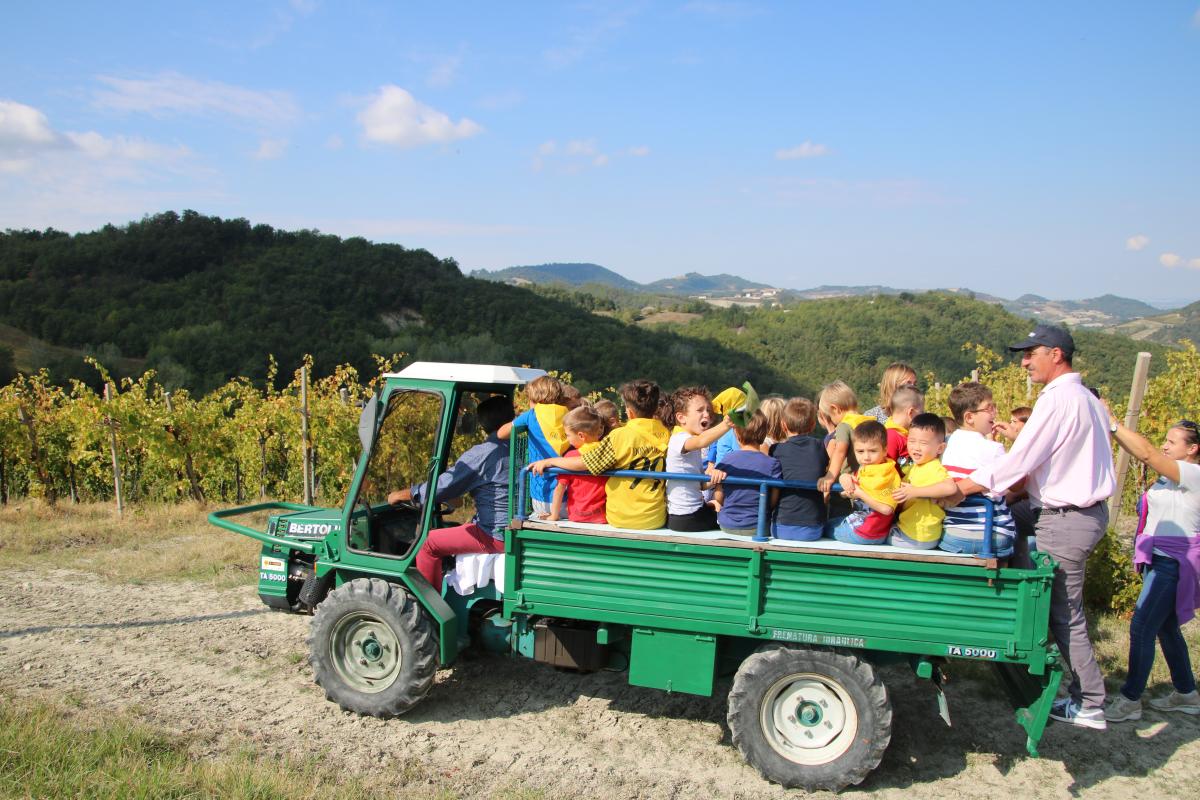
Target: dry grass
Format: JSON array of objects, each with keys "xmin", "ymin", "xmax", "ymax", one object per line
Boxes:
[
  {"xmin": 0, "ymin": 500, "xmax": 261, "ymax": 588},
  {"xmin": 3, "ymin": 501, "xmax": 1196, "ymax": 699}
]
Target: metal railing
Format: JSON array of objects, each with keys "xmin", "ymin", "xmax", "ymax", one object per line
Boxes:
[{"xmin": 514, "ymin": 466, "xmax": 1000, "ymax": 558}]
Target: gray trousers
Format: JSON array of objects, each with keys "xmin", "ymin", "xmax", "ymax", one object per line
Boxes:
[{"xmin": 1037, "ymin": 503, "xmax": 1108, "ymax": 710}]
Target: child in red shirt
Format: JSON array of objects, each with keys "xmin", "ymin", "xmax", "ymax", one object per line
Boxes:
[
  {"xmin": 884, "ymin": 385, "xmax": 923, "ymax": 474},
  {"xmin": 548, "ymin": 406, "xmax": 608, "ymax": 523}
]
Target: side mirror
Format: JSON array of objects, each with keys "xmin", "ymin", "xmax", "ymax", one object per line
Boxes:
[{"xmin": 358, "ymin": 392, "xmax": 381, "ymax": 453}]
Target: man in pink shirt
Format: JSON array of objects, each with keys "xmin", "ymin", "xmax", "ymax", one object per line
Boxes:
[{"xmin": 955, "ymin": 324, "xmax": 1115, "ymax": 730}]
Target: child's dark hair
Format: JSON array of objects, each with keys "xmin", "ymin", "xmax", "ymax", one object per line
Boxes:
[
  {"xmin": 851, "ymin": 419, "xmax": 887, "ymax": 448},
  {"xmin": 910, "ymin": 412, "xmax": 946, "ymax": 439},
  {"xmin": 477, "ymin": 395, "xmax": 516, "ymax": 434},
  {"xmin": 671, "ymin": 386, "xmax": 711, "ymax": 419},
  {"xmin": 655, "ymin": 396, "xmax": 675, "ymax": 428},
  {"xmin": 525, "ymin": 375, "xmax": 564, "ymax": 405},
  {"xmin": 563, "ymin": 406, "xmax": 604, "ymax": 440},
  {"xmin": 593, "ymin": 399, "xmax": 621, "ymax": 433},
  {"xmin": 561, "ymin": 383, "xmax": 582, "ymax": 408},
  {"xmin": 1011, "ymin": 406, "xmax": 1032, "ymax": 424},
  {"xmin": 620, "ymin": 379, "xmax": 660, "ymax": 419},
  {"xmin": 734, "ymin": 409, "xmax": 771, "ymax": 447},
  {"xmin": 782, "ymin": 397, "xmax": 816, "ymax": 436},
  {"xmin": 948, "ymin": 382, "xmax": 993, "ymax": 425}
]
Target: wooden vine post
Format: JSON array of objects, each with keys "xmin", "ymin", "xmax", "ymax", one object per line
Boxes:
[
  {"xmin": 301, "ymin": 365, "xmax": 313, "ymax": 506},
  {"xmin": 103, "ymin": 383, "xmax": 124, "ymax": 515},
  {"xmin": 1109, "ymin": 352, "xmax": 1152, "ymax": 524}
]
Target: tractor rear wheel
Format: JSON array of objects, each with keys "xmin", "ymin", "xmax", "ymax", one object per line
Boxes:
[
  {"xmin": 727, "ymin": 644, "xmax": 891, "ymax": 791},
  {"xmin": 308, "ymin": 578, "xmax": 437, "ymax": 717}
]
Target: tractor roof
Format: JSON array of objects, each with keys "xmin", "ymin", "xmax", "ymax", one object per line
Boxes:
[{"xmin": 385, "ymin": 362, "xmax": 548, "ymax": 385}]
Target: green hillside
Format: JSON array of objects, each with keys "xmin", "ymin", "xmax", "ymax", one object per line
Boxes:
[
  {"xmin": 660, "ymin": 293, "xmax": 1167, "ymax": 400},
  {"xmin": 0, "ymin": 211, "xmax": 1167, "ymax": 400},
  {"xmin": 0, "ymin": 213, "xmax": 792, "ymax": 394}
]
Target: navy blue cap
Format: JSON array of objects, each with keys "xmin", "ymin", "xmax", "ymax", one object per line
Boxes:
[{"xmin": 1008, "ymin": 324, "xmax": 1075, "ymax": 357}]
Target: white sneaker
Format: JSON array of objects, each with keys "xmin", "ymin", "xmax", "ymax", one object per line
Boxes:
[
  {"xmin": 1050, "ymin": 698, "xmax": 1107, "ymax": 730},
  {"xmin": 1104, "ymin": 694, "xmax": 1142, "ymax": 723},
  {"xmin": 1148, "ymin": 690, "xmax": 1200, "ymax": 715}
]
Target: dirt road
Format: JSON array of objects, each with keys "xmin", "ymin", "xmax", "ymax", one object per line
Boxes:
[{"xmin": 2, "ymin": 569, "xmax": 1197, "ymax": 798}]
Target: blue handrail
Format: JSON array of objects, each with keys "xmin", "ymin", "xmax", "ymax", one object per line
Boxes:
[{"xmin": 514, "ymin": 465, "xmax": 997, "ymax": 557}]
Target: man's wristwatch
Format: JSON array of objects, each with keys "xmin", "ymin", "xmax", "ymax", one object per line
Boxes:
[{"xmin": 1110, "ymin": 420, "xmax": 1119, "ymax": 434}]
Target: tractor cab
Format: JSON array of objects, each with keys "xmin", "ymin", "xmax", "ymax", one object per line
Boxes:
[{"xmin": 209, "ymin": 361, "xmax": 545, "ymax": 620}]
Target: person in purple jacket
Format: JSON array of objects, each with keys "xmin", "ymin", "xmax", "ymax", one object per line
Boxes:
[{"xmin": 1104, "ymin": 418, "xmax": 1200, "ymax": 722}]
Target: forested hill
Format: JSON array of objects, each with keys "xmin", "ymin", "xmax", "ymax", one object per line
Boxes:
[
  {"xmin": 669, "ymin": 294, "xmax": 1165, "ymax": 399},
  {"xmin": 0, "ymin": 211, "xmax": 1165, "ymax": 398},
  {"xmin": 0, "ymin": 212, "xmax": 795, "ymax": 393}
]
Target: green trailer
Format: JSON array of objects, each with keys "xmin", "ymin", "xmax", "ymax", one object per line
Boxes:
[{"xmin": 209, "ymin": 362, "xmax": 1063, "ymax": 791}]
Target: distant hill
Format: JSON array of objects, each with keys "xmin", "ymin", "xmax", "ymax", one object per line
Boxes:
[
  {"xmin": 470, "ymin": 263, "xmax": 641, "ymax": 291},
  {"xmin": 1112, "ymin": 300, "xmax": 1200, "ymax": 346},
  {"xmin": 1003, "ymin": 293, "xmax": 1161, "ymax": 327},
  {"xmin": 645, "ymin": 273, "xmax": 771, "ymax": 293},
  {"xmin": 473, "ymin": 263, "xmax": 772, "ymax": 297}
]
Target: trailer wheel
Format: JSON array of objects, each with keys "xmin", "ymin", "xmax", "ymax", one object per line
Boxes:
[
  {"xmin": 308, "ymin": 578, "xmax": 437, "ymax": 717},
  {"xmin": 728, "ymin": 645, "xmax": 891, "ymax": 791}
]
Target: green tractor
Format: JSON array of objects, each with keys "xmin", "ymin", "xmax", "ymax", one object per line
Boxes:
[{"xmin": 211, "ymin": 362, "xmax": 1063, "ymax": 791}]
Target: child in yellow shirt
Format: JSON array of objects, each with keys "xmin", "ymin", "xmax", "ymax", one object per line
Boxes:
[
  {"xmin": 829, "ymin": 421, "xmax": 901, "ymax": 545},
  {"xmin": 890, "ymin": 413, "xmax": 958, "ymax": 549},
  {"xmin": 530, "ymin": 379, "xmax": 670, "ymax": 529}
]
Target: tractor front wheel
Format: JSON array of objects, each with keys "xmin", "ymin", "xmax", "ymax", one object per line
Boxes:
[{"xmin": 308, "ymin": 578, "xmax": 437, "ymax": 717}]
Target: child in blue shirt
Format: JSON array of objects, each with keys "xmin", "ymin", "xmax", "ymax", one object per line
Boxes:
[
  {"xmin": 770, "ymin": 397, "xmax": 829, "ymax": 541},
  {"xmin": 498, "ymin": 375, "xmax": 569, "ymax": 516},
  {"xmin": 713, "ymin": 410, "xmax": 782, "ymax": 536}
]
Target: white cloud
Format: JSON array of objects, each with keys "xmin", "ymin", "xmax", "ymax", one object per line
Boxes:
[
  {"xmin": 427, "ymin": 54, "xmax": 462, "ymax": 89},
  {"xmin": 565, "ymin": 139, "xmax": 598, "ymax": 156},
  {"xmin": 65, "ymin": 131, "xmax": 189, "ymax": 161},
  {"xmin": 1190, "ymin": 258, "xmax": 1200, "ymax": 270},
  {"xmin": 253, "ymin": 138, "xmax": 288, "ymax": 160},
  {"xmin": 1194, "ymin": 8, "xmax": 1200, "ymax": 27},
  {"xmin": 776, "ymin": 141, "xmax": 829, "ymax": 160},
  {"xmin": 544, "ymin": 7, "xmax": 638, "ymax": 68},
  {"xmin": 289, "ymin": 0, "xmax": 318, "ymax": 14},
  {"xmin": 532, "ymin": 137, "xmax": 650, "ymax": 173},
  {"xmin": 357, "ymin": 85, "xmax": 482, "ymax": 149},
  {"xmin": 0, "ymin": 100, "xmax": 212, "ymax": 233},
  {"xmin": 325, "ymin": 134, "xmax": 344, "ymax": 150},
  {"xmin": 0, "ymin": 98, "xmax": 189, "ymax": 165},
  {"xmin": 94, "ymin": 72, "xmax": 298, "ymax": 123},
  {"xmin": 1160, "ymin": 252, "xmax": 1182, "ymax": 268},
  {"xmin": 1125, "ymin": 234, "xmax": 1150, "ymax": 251},
  {"xmin": 0, "ymin": 99, "xmax": 59, "ymax": 148}
]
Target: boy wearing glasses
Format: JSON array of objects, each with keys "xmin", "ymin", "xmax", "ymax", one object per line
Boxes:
[{"xmin": 939, "ymin": 382, "xmax": 1017, "ymax": 557}]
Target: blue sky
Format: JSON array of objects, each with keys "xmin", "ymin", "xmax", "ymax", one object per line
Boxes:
[{"xmin": 2, "ymin": 2, "xmax": 1198, "ymax": 305}]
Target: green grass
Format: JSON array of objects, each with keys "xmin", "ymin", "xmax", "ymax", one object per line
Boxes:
[{"xmin": 0, "ymin": 692, "xmax": 385, "ymax": 800}]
